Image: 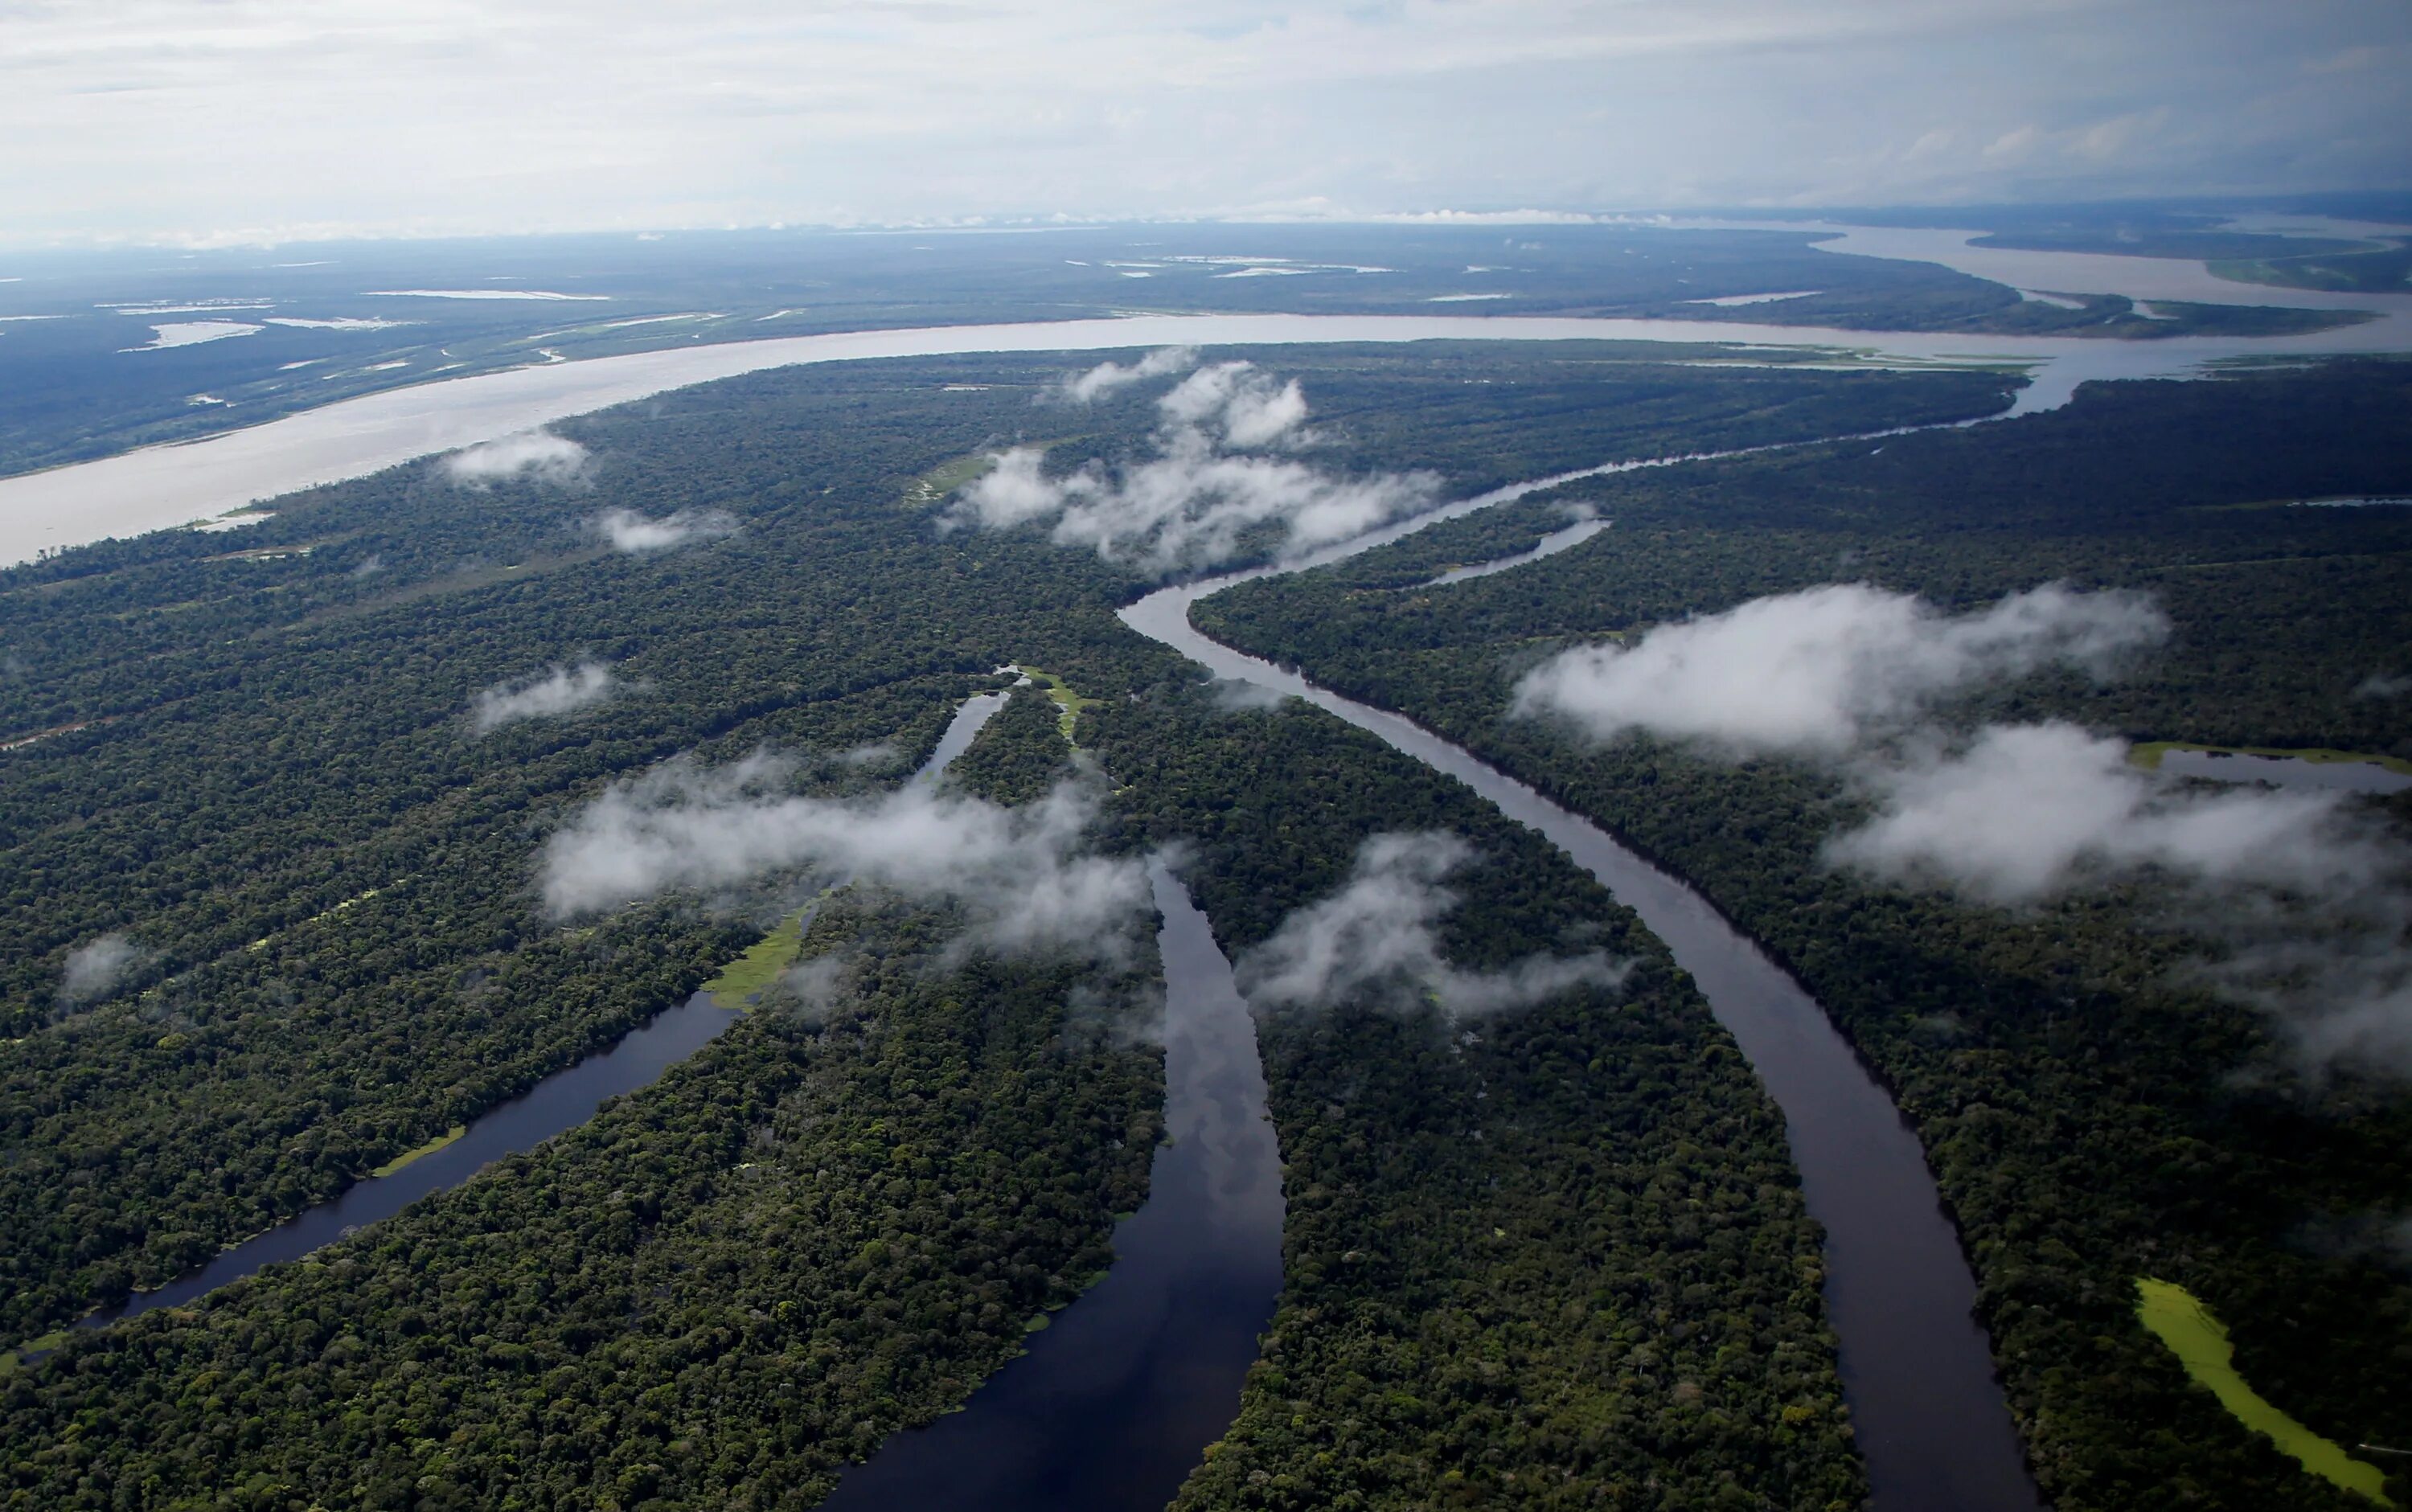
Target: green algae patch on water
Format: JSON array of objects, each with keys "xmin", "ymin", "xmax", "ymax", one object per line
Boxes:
[
  {"xmin": 371, "ymin": 1125, "xmax": 467, "ymax": 1178},
  {"xmin": 703, "ymin": 910, "xmax": 808, "ymax": 1008},
  {"xmin": 2135, "ymin": 1277, "xmax": 2393, "ymax": 1505}
]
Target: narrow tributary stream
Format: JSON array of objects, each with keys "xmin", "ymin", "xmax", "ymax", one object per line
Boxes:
[{"xmin": 64, "ymin": 691, "xmax": 1014, "ymax": 1339}]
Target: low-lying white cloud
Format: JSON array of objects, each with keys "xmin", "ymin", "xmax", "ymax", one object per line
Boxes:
[
  {"xmin": 1827, "ymin": 722, "xmax": 2380, "ymax": 905},
  {"xmin": 1208, "ymin": 677, "xmax": 1292, "ymax": 713},
  {"xmin": 441, "ymin": 428, "xmax": 591, "ymax": 487},
  {"xmin": 1237, "ymin": 831, "xmax": 1626, "ymax": 1018},
  {"xmin": 1512, "ymin": 579, "xmax": 2412, "ymax": 1076},
  {"xmin": 1157, "ymin": 362, "xmax": 1311, "ymax": 449},
  {"xmin": 60, "ymin": 933, "xmax": 140, "ymax": 1005},
  {"xmin": 1822, "ymin": 721, "xmax": 2412, "ymax": 1077},
  {"xmin": 593, "ymin": 506, "xmax": 740, "ymax": 553},
  {"xmin": 472, "ymin": 662, "xmax": 617, "ymax": 732},
  {"xmin": 1513, "ymin": 583, "xmax": 2168, "ymax": 756},
  {"xmin": 2219, "ymin": 917, "xmax": 2412, "ymax": 1083},
  {"xmin": 948, "ymin": 360, "xmax": 1438, "ymax": 575},
  {"xmin": 2356, "ymin": 671, "xmax": 2410, "ymax": 699},
  {"xmin": 1057, "ymin": 346, "xmax": 1196, "ymax": 403},
  {"xmin": 540, "ymin": 757, "xmax": 1151, "ymax": 961}
]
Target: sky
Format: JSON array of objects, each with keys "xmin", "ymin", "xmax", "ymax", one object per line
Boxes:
[{"xmin": 6, "ymin": 0, "xmax": 2408, "ymax": 247}]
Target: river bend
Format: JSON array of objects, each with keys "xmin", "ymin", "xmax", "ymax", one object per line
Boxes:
[
  {"xmin": 818, "ymin": 861, "xmax": 1283, "ymax": 1511},
  {"xmin": 1121, "ymin": 527, "xmax": 2046, "ymax": 1511}
]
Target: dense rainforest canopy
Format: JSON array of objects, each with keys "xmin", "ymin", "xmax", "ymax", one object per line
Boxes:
[{"xmin": 0, "ymin": 341, "xmax": 2404, "ymax": 1510}]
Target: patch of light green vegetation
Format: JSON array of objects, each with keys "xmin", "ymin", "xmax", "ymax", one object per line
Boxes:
[
  {"xmin": 2130, "ymin": 741, "xmax": 2412, "ymax": 776},
  {"xmin": 0, "ymin": 1330, "xmax": 70, "ymax": 1373},
  {"xmin": 252, "ymin": 887, "xmax": 388, "ymax": 952},
  {"xmin": 900, "ymin": 451, "xmax": 1000, "ymax": 511},
  {"xmin": 370, "ymin": 1125, "xmax": 466, "ymax": 1178},
  {"xmin": 2135, "ymin": 1278, "xmax": 2393, "ymax": 1505},
  {"xmin": 702, "ymin": 909, "xmax": 808, "ymax": 1008},
  {"xmin": 1014, "ymin": 665, "xmax": 1101, "ymax": 744}
]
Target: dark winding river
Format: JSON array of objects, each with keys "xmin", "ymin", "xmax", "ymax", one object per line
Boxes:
[
  {"xmin": 818, "ymin": 861, "xmax": 1283, "ymax": 1510},
  {"xmin": 1120, "ymin": 540, "xmax": 2046, "ymax": 1512}
]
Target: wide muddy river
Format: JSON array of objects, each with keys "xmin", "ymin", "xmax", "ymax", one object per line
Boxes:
[{"xmin": 6, "ymin": 221, "xmax": 2411, "ymax": 564}]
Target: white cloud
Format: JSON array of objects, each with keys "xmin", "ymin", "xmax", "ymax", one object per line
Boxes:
[
  {"xmin": 1057, "ymin": 346, "xmax": 1196, "ymax": 404},
  {"xmin": 1158, "ymin": 361, "xmax": 1311, "ymax": 448},
  {"xmin": 441, "ymin": 428, "xmax": 591, "ymax": 487},
  {"xmin": 539, "ymin": 756, "xmax": 1153, "ymax": 961},
  {"xmin": 1826, "ymin": 720, "xmax": 2412, "ymax": 1076},
  {"xmin": 1513, "ymin": 583, "xmax": 2167, "ymax": 757},
  {"xmin": 472, "ymin": 662, "xmax": 617, "ymax": 732},
  {"xmin": 948, "ymin": 361, "xmax": 1438, "ymax": 574},
  {"xmin": 60, "ymin": 933, "xmax": 141, "ymax": 1005},
  {"xmin": 1208, "ymin": 677, "xmax": 1292, "ymax": 713},
  {"xmin": 2355, "ymin": 672, "xmax": 2410, "ymax": 699},
  {"xmin": 1509, "ymin": 580, "xmax": 2412, "ymax": 1075},
  {"xmin": 1237, "ymin": 831, "xmax": 1626, "ymax": 1018},
  {"xmin": 1826, "ymin": 722, "xmax": 2377, "ymax": 905},
  {"xmin": 593, "ymin": 506, "xmax": 739, "ymax": 553}
]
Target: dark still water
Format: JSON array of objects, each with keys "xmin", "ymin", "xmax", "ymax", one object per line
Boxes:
[
  {"xmin": 77, "ymin": 993, "xmax": 740, "ymax": 1332},
  {"xmin": 818, "ymin": 861, "xmax": 1286, "ymax": 1511},
  {"xmin": 1124, "ymin": 566, "xmax": 2045, "ymax": 1512},
  {"xmin": 2160, "ymin": 747, "xmax": 2412, "ymax": 794}
]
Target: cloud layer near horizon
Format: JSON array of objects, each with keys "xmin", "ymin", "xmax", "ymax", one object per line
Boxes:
[
  {"xmin": 1237, "ymin": 831, "xmax": 1626, "ymax": 1017},
  {"xmin": 949, "ymin": 355, "xmax": 1438, "ymax": 573},
  {"xmin": 6, "ymin": 2, "xmax": 2406, "ymax": 245}
]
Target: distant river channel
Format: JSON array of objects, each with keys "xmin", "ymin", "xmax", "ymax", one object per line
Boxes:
[{"xmin": 7, "ymin": 292, "xmax": 2412, "ymax": 565}]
